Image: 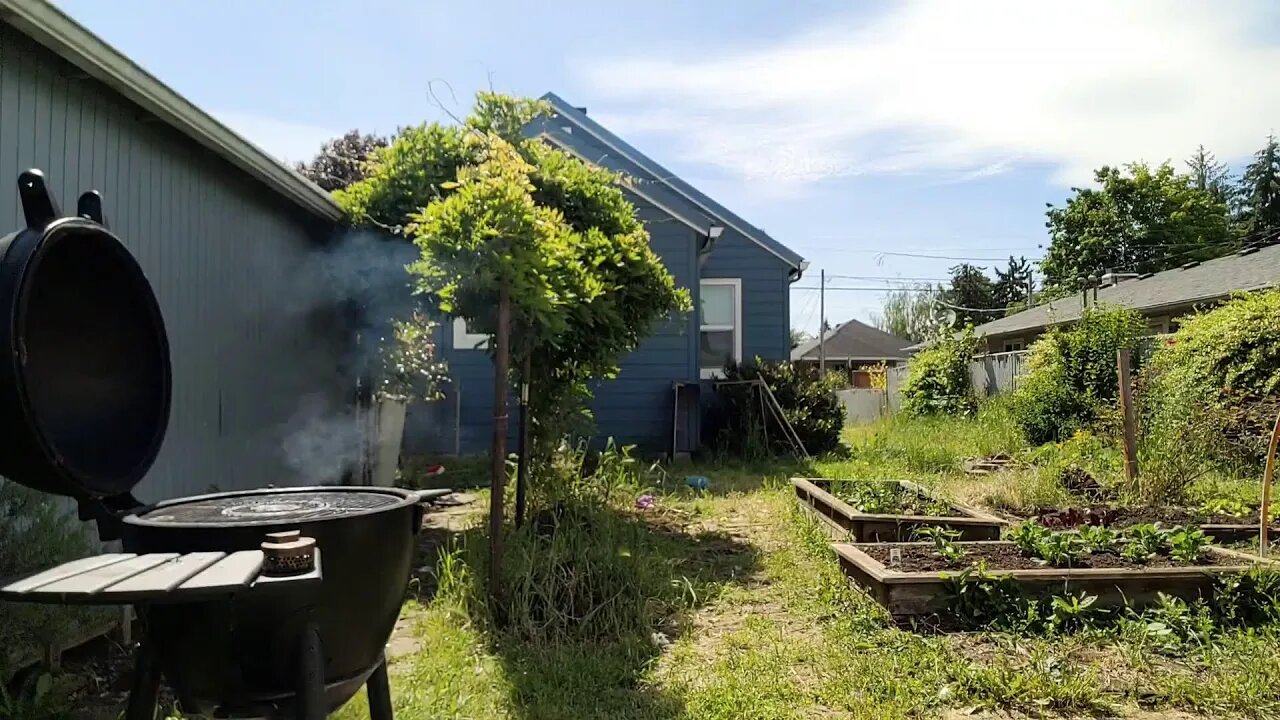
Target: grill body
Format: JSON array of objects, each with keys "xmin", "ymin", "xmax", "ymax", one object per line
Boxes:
[{"xmin": 121, "ymin": 486, "xmax": 421, "ymax": 715}]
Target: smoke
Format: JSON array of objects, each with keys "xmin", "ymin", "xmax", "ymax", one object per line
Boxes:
[
  {"xmin": 271, "ymin": 232, "xmax": 424, "ymax": 484},
  {"xmin": 278, "ymin": 393, "xmax": 365, "ymax": 485}
]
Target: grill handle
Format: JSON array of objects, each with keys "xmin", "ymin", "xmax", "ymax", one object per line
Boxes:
[{"xmin": 411, "ymin": 488, "xmax": 453, "ymax": 532}]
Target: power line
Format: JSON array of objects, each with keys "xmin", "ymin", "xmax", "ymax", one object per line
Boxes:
[
  {"xmin": 825, "ymin": 274, "xmax": 948, "ymax": 283},
  {"xmin": 793, "ymin": 285, "xmax": 938, "ymax": 292}
]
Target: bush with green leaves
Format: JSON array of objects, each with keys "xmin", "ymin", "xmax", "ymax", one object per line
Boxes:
[
  {"xmin": 703, "ymin": 359, "xmax": 846, "ymax": 458},
  {"xmin": 900, "ymin": 327, "xmax": 978, "ymax": 417},
  {"xmin": 1143, "ymin": 289, "xmax": 1280, "ymax": 471},
  {"xmin": 1010, "ymin": 304, "xmax": 1146, "ymax": 444}
]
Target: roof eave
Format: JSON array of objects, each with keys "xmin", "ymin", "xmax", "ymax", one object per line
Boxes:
[
  {"xmin": 0, "ymin": 0, "xmax": 342, "ymax": 223},
  {"xmin": 539, "ymin": 91, "xmax": 805, "ymax": 270}
]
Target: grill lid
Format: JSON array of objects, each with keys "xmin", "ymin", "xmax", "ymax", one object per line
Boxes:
[
  {"xmin": 0, "ymin": 170, "xmax": 171, "ymax": 501},
  {"xmin": 131, "ymin": 489, "xmax": 406, "ymax": 527}
]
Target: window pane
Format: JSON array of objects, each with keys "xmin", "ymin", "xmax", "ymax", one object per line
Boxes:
[
  {"xmin": 700, "ymin": 330, "xmax": 735, "ymax": 368},
  {"xmin": 700, "ymin": 284, "xmax": 735, "ymax": 327}
]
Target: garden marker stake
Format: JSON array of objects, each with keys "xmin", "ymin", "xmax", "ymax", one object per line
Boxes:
[
  {"xmin": 1260, "ymin": 409, "xmax": 1280, "ymax": 557},
  {"xmin": 490, "ymin": 285, "xmax": 511, "ymax": 603}
]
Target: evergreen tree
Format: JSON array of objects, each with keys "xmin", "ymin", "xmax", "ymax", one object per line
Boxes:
[
  {"xmin": 1186, "ymin": 144, "xmax": 1234, "ymax": 209},
  {"xmin": 1238, "ymin": 134, "xmax": 1280, "ymax": 244},
  {"xmin": 941, "ymin": 263, "xmax": 998, "ymax": 327},
  {"xmin": 993, "ymin": 255, "xmax": 1034, "ymax": 310}
]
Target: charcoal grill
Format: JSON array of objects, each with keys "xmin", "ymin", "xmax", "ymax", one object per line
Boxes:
[{"xmin": 0, "ymin": 170, "xmax": 446, "ymax": 719}]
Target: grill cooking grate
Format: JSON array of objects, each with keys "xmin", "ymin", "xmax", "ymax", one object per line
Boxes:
[{"xmin": 138, "ymin": 490, "xmax": 400, "ymax": 525}]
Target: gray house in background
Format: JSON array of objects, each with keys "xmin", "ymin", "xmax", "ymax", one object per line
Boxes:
[
  {"xmin": 408, "ymin": 93, "xmax": 807, "ymax": 457},
  {"xmin": 0, "ymin": 1, "xmax": 349, "ymax": 501},
  {"xmin": 970, "ymin": 243, "xmax": 1280, "ymax": 353},
  {"xmin": 791, "ymin": 319, "xmax": 913, "ymax": 385}
]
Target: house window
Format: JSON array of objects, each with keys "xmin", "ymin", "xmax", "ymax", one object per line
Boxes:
[
  {"xmin": 1002, "ymin": 340, "xmax": 1025, "ymax": 353},
  {"xmin": 699, "ymin": 278, "xmax": 741, "ymax": 378},
  {"xmin": 452, "ymin": 317, "xmax": 488, "ymax": 350}
]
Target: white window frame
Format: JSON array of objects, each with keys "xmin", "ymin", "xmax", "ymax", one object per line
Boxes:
[
  {"xmin": 1002, "ymin": 339, "xmax": 1025, "ymax": 353},
  {"xmin": 452, "ymin": 317, "xmax": 489, "ymax": 350},
  {"xmin": 699, "ymin": 278, "xmax": 742, "ymax": 379}
]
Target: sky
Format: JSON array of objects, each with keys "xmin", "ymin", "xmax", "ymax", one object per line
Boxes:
[{"xmin": 55, "ymin": 0, "xmax": 1280, "ymax": 337}]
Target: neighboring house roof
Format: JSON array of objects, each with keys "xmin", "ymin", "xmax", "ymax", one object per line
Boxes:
[
  {"xmin": 972, "ymin": 243, "xmax": 1280, "ymax": 339},
  {"xmin": 1, "ymin": 0, "xmax": 341, "ymax": 222},
  {"xmin": 537, "ymin": 92, "xmax": 806, "ymax": 271},
  {"xmin": 791, "ymin": 319, "xmax": 912, "ymax": 361}
]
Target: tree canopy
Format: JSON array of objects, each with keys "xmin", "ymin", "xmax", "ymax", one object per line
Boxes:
[
  {"xmin": 872, "ymin": 285, "xmax": 939, "ymax": 343},
  {"xmin": 336, "ymin": 93, "xmax": 690, "ymax": 454},
  {"xmin": 1239, "ymin": 134, "xmax": 1280, "ymax": 245},
  {"xmin": 296, "ymin": 130, "xmax": 389, "ymax": 192},
  {"xmin": 1040, "ymin": 162, "xmax": 1235, "ymax": 292}
]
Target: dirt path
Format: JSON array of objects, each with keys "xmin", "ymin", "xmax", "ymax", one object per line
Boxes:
[{"xmin": 386, "ymin": 492, "xmax": 480, "ymax": 661}]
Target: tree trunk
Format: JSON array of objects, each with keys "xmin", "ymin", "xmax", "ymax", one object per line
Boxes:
[
  {"xmin": 515, "ymin": 353, "xmax": 531, "ymax": 528},
  {"xmin": 488, "ymin": 286, "xmax": 511, "ymax": 604}
]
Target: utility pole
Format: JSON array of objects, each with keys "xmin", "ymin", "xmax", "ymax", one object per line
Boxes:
[{"xmin": 818, "ymin": 268, "xmax": 826, "ymax": 378}]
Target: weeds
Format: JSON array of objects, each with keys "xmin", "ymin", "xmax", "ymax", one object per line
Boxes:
[{"xmin": 913, "ymin": 526, "xmax": 966, "ymax": 566}]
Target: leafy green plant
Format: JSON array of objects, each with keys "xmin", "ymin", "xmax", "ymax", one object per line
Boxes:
[
  {"xmin": 1049, "ymin": 592, "xmax": 1101, "ymax": 633},
  {"xmin": 901, "ymin": 327, "xmax": 978, "ymax": 417},
  {"xmin": 1033, "ymin": 532, "xmax": 1086, "ymax": 567},
  {"xmin": 913, "ymin": 526, "xmax": 966, "ymax": 566},
  {"xmin": 941, "ymin": 563, "xmax": 1035, "ymax": 632},
  {"xmin": 1077, "ymin": 524, "xmax": 1120, "ymax": 553},
  {"xmin": 1167, "ymin": 527, "xmax": 1210, "ymax": 564},
  {"xmin": 1007, "ymin": 521, "xmax": 1051, "ymax": 557},
  {"xmin": 1199, "ymin": 498, "xmax": 1253, "ymax": 518},
  {"xmin": 0, "ymin": 672, "xmax": 58, "ymax": 720},
  {"xmin": 1010, "ymin": 305, "xmax": 1146, "ymax": 444},
  {"xmin": 1213, "ymin": 568, "xmax": 1280, "ymax": 626},
  {"xmin": 1120, "ymin": 523, "xmax": 1170, "ymax": 563},
  {"xmin": 704, "ymin": 359, "xmax": 846, "ymax": 458},
  {"xmin": 1137, "ymin": 593, "xmax": 1215, "ymax": 651}
]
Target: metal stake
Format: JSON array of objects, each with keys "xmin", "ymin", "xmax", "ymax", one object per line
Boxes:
[{"xmin": 124, "ymin": 640, "xmax": 160, "ymax": 720}]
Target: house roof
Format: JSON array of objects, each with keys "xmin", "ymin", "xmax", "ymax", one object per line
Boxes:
[
  {"xmin": 791, "ymin": 319, "xmax": 913, "ymax": 361},
  {"xmin": 538, "ymin": 92, "xmax": 806, "ymax": 271},
  {"xmin": 972, "ymin": 243, "xmax": 1280, "ymax": 339},
  {"xmin": 1, "ymin": 0, "xmax": 341, "ymax": 222}
]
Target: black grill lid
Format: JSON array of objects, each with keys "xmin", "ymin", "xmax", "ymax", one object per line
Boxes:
[{"xmin": 0, "ymin": 170, "xmax": 171, "ymax": 501}]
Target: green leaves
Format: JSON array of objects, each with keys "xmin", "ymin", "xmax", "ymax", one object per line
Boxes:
[
  {"xmin": 901, "ymin": 327, "xmax": 978, "ymax": 417},
  {"xmin": 1041, "ymin": 161, "xmax": 1237, "ymax": 292},
  {"xmin": 340, "ymin": 93, "xmax": 690, "ymax": 456}
]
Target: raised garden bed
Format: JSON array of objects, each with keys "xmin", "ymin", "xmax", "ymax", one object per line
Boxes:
[
  {"xmin": 792, "ymin": 478, "xmax": 1005, "ymax": 542},
  {"xmin": 1029, "ymin": 505, "xmax": 1276, "ymax": 543},
  {"xmin": 832, "ymin": 540, "xmax": 1265, "ymax": 618}
]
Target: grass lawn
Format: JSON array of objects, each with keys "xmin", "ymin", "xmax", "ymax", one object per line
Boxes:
[{"xmin": 335, "ymin": 411, "xmax": 1280, "ymax": 719}]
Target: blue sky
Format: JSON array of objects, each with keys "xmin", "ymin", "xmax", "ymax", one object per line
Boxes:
[{"xmin": 57, "ymin": 0, "xmax": 1280, "ymax": 336}]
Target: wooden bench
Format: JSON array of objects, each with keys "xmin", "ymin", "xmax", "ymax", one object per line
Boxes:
[{"xmin": 1, "ymin": 550, "xmax": 322, "ymax": 605}]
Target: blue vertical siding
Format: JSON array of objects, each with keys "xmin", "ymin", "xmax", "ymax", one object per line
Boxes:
[
  {"xmin": 0, "ymin": 22, "xmax": 346, "ymax": 501},
  {"xmin": 701, "ymin": 228, "xmax": 793, "ymax": 362}
]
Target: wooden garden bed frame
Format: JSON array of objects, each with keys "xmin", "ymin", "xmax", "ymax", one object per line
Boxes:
[
  {"xmin": 792, "ymin": 478, "xmax": 1006, "ymax": 542},
  {"xmin": 832, "ymin": 540, "xmax": 1267, "ymax": 618}
]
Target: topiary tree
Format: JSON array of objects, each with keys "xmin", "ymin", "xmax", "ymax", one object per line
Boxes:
[
  {"xmin": 1010, "ymin": 305, "xmax": 1145, "ymax": 444},
  {"xmin": 337, "ymin": 93, "xmax": 690, "ymax": 594},
  {"xmin": 901, "ymin": 327, "xmax": 978, "ymax": 417}
]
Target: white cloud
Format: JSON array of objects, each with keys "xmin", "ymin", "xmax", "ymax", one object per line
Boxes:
[
  {"xmin": 213, "ymin": 111, "xmax": 341, "ymax": 166},
  {"xmin": 579, "ymin": 1, "xmax": 1280, "ymax": 187}
]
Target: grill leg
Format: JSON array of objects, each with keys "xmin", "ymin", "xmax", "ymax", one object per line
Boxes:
[
  {"xmin": 124, "ymin": 640, "xmax": 160, "ymax": 720},
  {"xmin": 296, "ymin": 622, "xmax": 325, "ymax": 720},
  {"xmin": 366, "ymin": 654, "xmax": 393, "ymax": 720}
]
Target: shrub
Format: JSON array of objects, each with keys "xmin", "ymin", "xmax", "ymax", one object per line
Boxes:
[
  {"xmin": 1144, "ymin": 289, "xmax": 1280, "ymax": 470},
  {"xmin": 901, "ymin": 327, "xmax": 978, "ymax": 417},
  {"xmin": 703, "ymin": 359, "xmax": 845, "ymax": 458},
  {"xmin": 1010, "ymin": 305, "xmax": 1145, "ymax": 444},
  {"xmin": 1, "ymin": 480, "xmax": 110, "ymax": 679}
]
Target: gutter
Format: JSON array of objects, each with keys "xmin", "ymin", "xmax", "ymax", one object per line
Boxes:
[{"xmin": 0, "ymin": 0, "xmax": 342, "ymax": 223}]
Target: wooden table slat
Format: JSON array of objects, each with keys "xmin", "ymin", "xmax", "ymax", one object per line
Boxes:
[
  {"xmin": 34, "ymin": 554, "xmax": 180, "ymax": 597},
  {"xmin": 102, "ymin": 553, "xmax": 228, "ymax": 600},
  {"xmin": 177, "ymin": 551, "xmax": 263, "ymax": 594},
  {"xmin": 1, "ymin": 554, "xmax": 137, "ymax": 595}
]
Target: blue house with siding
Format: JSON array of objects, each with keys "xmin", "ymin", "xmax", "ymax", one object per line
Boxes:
[{"xmin": 406, "ymin": 92, "xmax": 807, "ymax": 456}]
